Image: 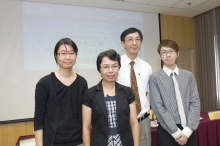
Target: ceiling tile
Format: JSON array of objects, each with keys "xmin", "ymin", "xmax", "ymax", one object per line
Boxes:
[
  {"xmin": 172, "ymin": 0, "xmax": 208, "ymax": 9},
  {"xmin": 25, "ymin": 0, "xmax": 220, "ymax": 17},
  {"xmin": 149, "ymin": 0, "xmax": 182, "ymax": 7},
  {"xmin": 124, "ymin": 0, "xmax": 152, "ymax": 5}
]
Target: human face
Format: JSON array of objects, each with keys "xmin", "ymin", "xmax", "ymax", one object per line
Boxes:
[
  {"xmin": 100, "ymin": 57, "xmax": 120, "ymax": 83},
  {"xmin": 55, "ymin": 44, "xmax": 77, "ymax": 69},
  {"xmin": 159, "ymin": 46, "xmax": 179, "ymax": 70},
  {"xmin": 121, "ymin": 32, "xmax": 142, "ymax": 56}
]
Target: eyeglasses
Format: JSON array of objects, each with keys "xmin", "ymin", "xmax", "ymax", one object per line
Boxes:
[
  {"xmin": 100, "ymin": 65, "xmax": 120, "ymax": 72},
  {"xmin": 57, "ymin": 52, "xmax": 76, "ymax": 57},
  {"xmin": 160, "ymin": 49, "xmax": 176, "ymax": 56},
  {"xmin": 125, "ymin": 37, "xmax": 142, "ymax": 44}
]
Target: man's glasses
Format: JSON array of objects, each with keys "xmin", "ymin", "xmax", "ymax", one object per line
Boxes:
[
  {"xmin": 100, "ymin": 65, "xmax": 120, "ymax": 72},
  {"xmin": 160, "ymin": 49, "xmax": 176, "ymax": 56},
  {"xmin": 125, "ymin": 37, "xmax": 142, "ymax": 44}
]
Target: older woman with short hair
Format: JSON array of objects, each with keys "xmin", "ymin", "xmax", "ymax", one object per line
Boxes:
[{"xmin": 82, "ymin": 49, "xmax": 139, "ymax": 146}]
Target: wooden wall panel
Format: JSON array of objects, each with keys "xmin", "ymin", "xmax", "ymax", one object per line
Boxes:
[
  {"xmin": 160, "ymin": 14, "xmax": 197, "ymax": 80},
  {"xmin": 25, "ymin": 121, "xmax": 34, "ymax": 135},
  {"xmin": 0, "ymin": 121, "xmax": 33, "ymax": 146},
  {"xmin": 160, "ymin": 14, "xmax": 195, "ymax": 49}
]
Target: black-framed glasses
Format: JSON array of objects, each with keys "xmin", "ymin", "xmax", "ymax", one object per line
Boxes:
[{"xmin": 160, "ymin": 49, "xmax": 176, "ymax": 56}]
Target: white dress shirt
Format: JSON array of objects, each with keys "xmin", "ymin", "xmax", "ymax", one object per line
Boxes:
[{"xmin": 117, "ymin": 54, "xmax": 152, "ymax": 118}]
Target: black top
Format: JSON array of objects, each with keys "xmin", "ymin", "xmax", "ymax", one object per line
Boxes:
[
  {"xmin": 83, "ymin": 81, "xmax": 135, "ymax": 146},
  {"xmin": 34, "ymin": 73, "xmax": 88, "ymax": 146},
  {"xmin": 53, "ymin": 73, "xmax": 80, "ymax": 144}
]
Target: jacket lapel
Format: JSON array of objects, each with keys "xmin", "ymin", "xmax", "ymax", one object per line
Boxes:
[
  {"xmin": 115, "ymin": 82, "xmax": 125, "ymax": 116},
  {"xmin": 95, "ymin": 81, "xmax": 108, "ymax": 120},
  {"xmin": 95, "ymin": 81, "xmax": 125, "ymax": 120}
]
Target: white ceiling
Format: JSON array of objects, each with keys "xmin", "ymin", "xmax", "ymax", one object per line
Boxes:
[{"xmin": 23, "ymin": 0, "xmax": 220, "ymax": 17}]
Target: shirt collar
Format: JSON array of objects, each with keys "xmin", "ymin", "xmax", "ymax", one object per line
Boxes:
[
  {"xmin": 123, "ymin": 54, "xmax": 138, "ymax": 65},
  {"xmin": 163, "ymin": 65, "xmax": 179, "ymax": 76}
]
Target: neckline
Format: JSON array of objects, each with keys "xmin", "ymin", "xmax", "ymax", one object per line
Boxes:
[
  {"xmin": 105, "ymin": 87, "xmax": 115, "ymax": 97},
  {"xmin": 53, "ymin": 72, "xmax": 77, "ymax": 87}
]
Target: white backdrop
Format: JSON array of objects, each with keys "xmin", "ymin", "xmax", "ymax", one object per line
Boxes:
[{"xmin": 0, "ymin": 0, "xmax": 160, "ymax": 122}]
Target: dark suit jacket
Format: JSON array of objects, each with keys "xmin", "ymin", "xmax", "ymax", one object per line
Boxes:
[{"xmin": 83, "ymin": 81, "xmax": 135, "ymax": 146}]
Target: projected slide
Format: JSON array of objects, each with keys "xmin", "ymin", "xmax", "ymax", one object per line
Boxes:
[{"xmin": 23, "ymin": 2, "xmax": 144, "ymax": 70}]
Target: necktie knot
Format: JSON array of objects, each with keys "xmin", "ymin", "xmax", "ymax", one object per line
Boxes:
[{"xmin": 130, "ymin": 61, "xmax": 135, "ymax": 66}]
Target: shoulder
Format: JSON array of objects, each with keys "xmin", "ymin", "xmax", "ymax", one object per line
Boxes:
[
  {"xmin": 37, "ymin": 73, "xmax": 53, "ymax": 84},
  {"xmin": 150, "ymin": 69, "xmax": 164, "ymax": 78},
  {"xmin": 87, "ymin": 85, "xmax": 97, "ymax": 92},
  {"xmin": 85, "ymin": 82, "xmax": 100, "ymax": 95},
  {"xmin": 178, "ymin": 69, "xmax": 196, "ymax": 85},
  {"xmin": 36, "ymin": 73, "xmax": 54, "ymax": 90},
  {"xmin": 76, "ymin": 74, "xmax": 87, "ymax": 83},
  {"xmin": 117, "ymin": 82, "xmax": 129, "ymax": 89},
  {"xmin": 116, "ymin": 82, "xmax": 135, "ymax": 103},
  {"xmin": 76, "ymin": 74, "xmax": 88, "ymax": 92},
  {"xmin": 83, "ymin": 84, "xmax": 98, "ymax": 102},
  {"xmin": 121, "ymin": 54, "xmax": 126, "ymax": 59},
  {"xmin": 149, "ymin": 69, "xmax": 167, "ymax": 84},
  {"xmin": 136, "ymin": 57, "xmax": 152, "ymax": 69},
  {"xmin": 179, "ymin": 68, "xmax": 194, "ymax": 77},
  {"xmin": 116, "ymin": 82, "xmax": 132, "ymax": 92},
  {"xmin": 120, "ymin": 54, "xmax": 126, "ymax": 64},
  {"xmin": 179, "ymin": 68, "xmax": 192, "ymax": 74}
]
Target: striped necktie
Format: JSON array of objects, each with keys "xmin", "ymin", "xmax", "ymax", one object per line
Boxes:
[
  {"xmin": 172, "ymin": 72, "xmax": 186, "ymax": 127},
  {"xmin": 130, "ymin": 61, "xmax": 141, "ymax": 115}
]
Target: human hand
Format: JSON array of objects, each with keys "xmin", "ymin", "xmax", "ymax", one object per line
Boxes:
[{"xmin": 175, "ymin": 132, "xmax": 188, "ymax": 145}]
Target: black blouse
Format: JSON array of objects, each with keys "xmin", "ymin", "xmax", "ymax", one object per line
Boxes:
[
  {"xmin": 53, "ymin": 73, "xmax": 80, "ymax": 145},
  {"xmin": 34, "ymin": 72, "xmax": 88, "ymax": 146}
]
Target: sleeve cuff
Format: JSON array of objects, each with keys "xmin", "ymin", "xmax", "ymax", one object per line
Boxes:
[
  {"xmin": 171, "ymin": 128, "xmax": 181, "ymax": 139},
  {"xmin": 182, "ymin": 127, "xmax": 193, "ymax": 138}
]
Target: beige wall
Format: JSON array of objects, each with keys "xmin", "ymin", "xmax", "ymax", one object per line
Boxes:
[{"xmin": 0, "ymin": 14, "xmax": 196, "ymax": 146}]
